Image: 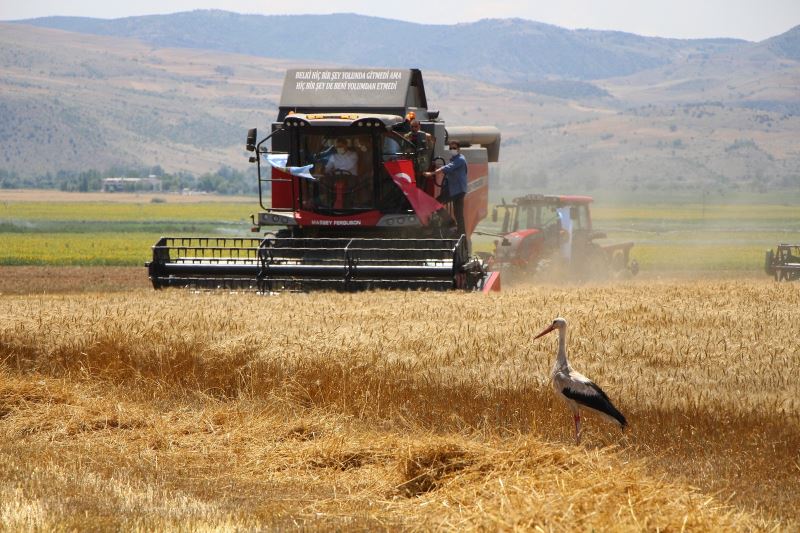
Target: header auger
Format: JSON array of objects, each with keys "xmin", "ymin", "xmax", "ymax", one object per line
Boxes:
[{"xmin": 147, "ymin": 68, "xmax": 501, "ymax": 292}]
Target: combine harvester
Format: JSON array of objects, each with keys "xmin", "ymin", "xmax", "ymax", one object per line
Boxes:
[{"xmin": 147, "ymin": 68, "xmax": 501, "ymax": 292}]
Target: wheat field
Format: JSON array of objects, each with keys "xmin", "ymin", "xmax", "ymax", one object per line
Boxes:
[{"xmin": 1, "ymin": 279, "xmax": 798, "ymax": 531}]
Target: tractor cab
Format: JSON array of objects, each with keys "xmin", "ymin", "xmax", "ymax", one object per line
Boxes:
[
  {"xmin": 492, "ymin": 195, "xmax": 595, "ymax": 264},
  {"xmin": 498, "ymin": 195, "xmax": 593, "ymax": 235}
]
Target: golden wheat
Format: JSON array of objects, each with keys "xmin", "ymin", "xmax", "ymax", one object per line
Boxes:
[{"xmin": 1, "ymin": 279, "xmax": 798, "ymax": 530}]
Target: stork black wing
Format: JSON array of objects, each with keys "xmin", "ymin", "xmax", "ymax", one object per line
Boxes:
[{"xmin": 561, "ymin": 383, "xmax": 627, "ymax": 428}]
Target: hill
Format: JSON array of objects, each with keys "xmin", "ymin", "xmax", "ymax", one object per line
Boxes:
[
  {"xmin": 1, "ymin": 16, "xmax": 800, "ymax": 192},
  {"xmin": 0, "ymin": 23, "xmax": 289, "ymax": 177},
  {"xmin": 763, "ymin": 24, "xmax": 800, "ymax": 60},
  {"xmin": 12, "ymin": 11, "xmax": 747, "ymax": 83}
]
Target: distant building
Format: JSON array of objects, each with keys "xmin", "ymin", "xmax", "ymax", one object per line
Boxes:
[{"xmin": 102, "ymin": 176, "xmax": 162, "ymax": 192}]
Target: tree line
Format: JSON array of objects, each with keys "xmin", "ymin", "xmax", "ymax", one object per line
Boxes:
[{"xmin": 0, "ymin": 166, "xmax": 259, "ymax": 195}]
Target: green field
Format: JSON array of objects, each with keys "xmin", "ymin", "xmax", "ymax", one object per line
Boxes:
[
  {"xmin": 0, "ymin": 233, "xmax": 160, "ymax": 265},
  {"xmin": 1, "ymin": 193, "xmax": 797, "ymax": 272},
  {"xmin": 0, "ymin": 201, "xmax": 254, "ymax": 222},
  {"xmin": 0, "ymin": 200, "xmax": 255, "ymax": 235},
  {"xmin": 593, "ymin": 202, "xmax": 798, "ymax": 271},
  {"xmin": 0, "ymin": 199, "xmax": 259, "ymax": 265}
]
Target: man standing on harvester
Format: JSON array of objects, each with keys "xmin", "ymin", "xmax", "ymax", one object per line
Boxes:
[{"xmin": 425, "ymin": 141, "xmax": 468, "ymax": 249}]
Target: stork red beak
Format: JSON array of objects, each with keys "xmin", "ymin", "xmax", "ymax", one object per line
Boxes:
[{"xmin": 534, "ymin": 324, "xmax": 556, "ymax": 339}]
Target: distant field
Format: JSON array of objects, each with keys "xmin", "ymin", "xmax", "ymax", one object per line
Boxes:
[
  {"xmin": 595, "ymin": 202, "xmax": 798, "ymax": 272},
  {"xmin": 0, "ymin": 189, "xmax": 255, "ymax": 203},
  {"xmin": 0, "ymin": 233, "xmax": 159, "ymax": 265},
  {"xmin": 1, "ymin": 190, "xmax": 798, "ymax": 273},
  {"xmin": 0, "ymin": 191, "xmax": 261, "ymax": 265},
  {"xmin": 0, "ymin": 199, "xmax": 255, "ymax": 223},
  {"xmin": 477, "ymin": 197, "xmax": 799, "ymax": 274}
]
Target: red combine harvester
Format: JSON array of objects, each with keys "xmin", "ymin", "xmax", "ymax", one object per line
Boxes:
[
  {"xmin": 486, "ymin": 194, "xmax": 638, "ymax": 280},
  {"xmin": 148, "ymin": 68, "xmax": 501, "ymax": 292}
]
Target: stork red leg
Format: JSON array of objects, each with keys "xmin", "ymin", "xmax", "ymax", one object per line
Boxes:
[{"xmin": 574, "ymin": 414, "xmax": 582, "ymax": 444}]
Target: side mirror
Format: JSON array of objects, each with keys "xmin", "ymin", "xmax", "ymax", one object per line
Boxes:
[
  {"xmin": 501, "ymin": 210, "xmax": 510, "ymax": 234},
  {"xmin": 492, "ymin": 207, "xmax": 498, "ymax": 223},
  {"xmin": 246, "ymin": 128, "xmax": 257, "ymax": 152}
]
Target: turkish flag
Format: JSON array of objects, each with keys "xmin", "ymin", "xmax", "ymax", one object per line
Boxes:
[{"xmin": 384, "ymin": 160, "xmax": 445, "ymax": 226}]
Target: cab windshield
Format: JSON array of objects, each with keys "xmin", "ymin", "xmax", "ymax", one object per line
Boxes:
[
  {"xmin": 521, "ymin": 205, "xmax": 560, "ymax": 230},
  {"xmin": 293, "ymin": 129, "xmax": 414, "ymax": 213}
]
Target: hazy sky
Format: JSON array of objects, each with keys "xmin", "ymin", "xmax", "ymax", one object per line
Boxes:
[{"xmin": 1, "ymin": 0, "xmax": 798, "ymax": 42}]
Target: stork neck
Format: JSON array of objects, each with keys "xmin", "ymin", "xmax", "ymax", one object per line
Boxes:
[{"xmin": 557, "ymin": 329, "xmax": 568, "ymax": 366}]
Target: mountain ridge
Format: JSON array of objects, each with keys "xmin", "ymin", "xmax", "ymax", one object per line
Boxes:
[{"xmin": 10, "ymin": 10, "xmax": 751, "ymax": 82}]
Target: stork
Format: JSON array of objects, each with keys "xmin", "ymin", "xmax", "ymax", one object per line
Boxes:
[{"xmin": 534, "ymin": 317, "xmax": 627, "ymax": 444}]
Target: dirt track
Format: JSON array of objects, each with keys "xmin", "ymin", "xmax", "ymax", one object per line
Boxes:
[{"xmin": 0, "ymin": 266, "xmax": 150, "ymax": 295}]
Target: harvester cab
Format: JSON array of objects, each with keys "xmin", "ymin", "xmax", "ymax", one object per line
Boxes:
[
  {"xmin": 252, "ymin": 112, "xmax": 431, "ymax": 222},
  {"xmin": 489, "ymin": 194, "xmax": 638, "ymax": 280},
  {"xmin": 147, "ymin": 68, "xmax": 502, "ymax": 292}
]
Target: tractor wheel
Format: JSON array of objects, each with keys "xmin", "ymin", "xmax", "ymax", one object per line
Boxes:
[
  {"xmin": 534, "ymin": 256, "xmax": 568, "ymax": 282},
  {"xmin": 765, "ymin": 250, "xmax": 776, "ymax": 276}
]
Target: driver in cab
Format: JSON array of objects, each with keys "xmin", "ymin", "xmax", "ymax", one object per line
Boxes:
[{"xmin": 324, "ymin": 138, "xmax": 358, "ymax": 176}]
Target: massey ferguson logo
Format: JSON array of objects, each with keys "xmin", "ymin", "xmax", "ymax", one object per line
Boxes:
[{"xmin": 310, "ymin": 220, "xmax": 362, "ymax": 226}]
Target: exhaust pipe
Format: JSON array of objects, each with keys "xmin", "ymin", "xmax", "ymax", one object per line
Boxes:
[{"xmin": 445, "ymin": 126, "xmax": 501, "ymax": 162}]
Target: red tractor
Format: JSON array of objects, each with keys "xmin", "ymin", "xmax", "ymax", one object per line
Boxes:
[{"xmin": 485, "ymin": 194, "xmax": 638, "ymax": 280}]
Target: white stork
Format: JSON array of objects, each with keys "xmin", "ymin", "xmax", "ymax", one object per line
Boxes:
[{"xmin": 534, "ymin": 317, "xmax": 627, "ymax": 444}]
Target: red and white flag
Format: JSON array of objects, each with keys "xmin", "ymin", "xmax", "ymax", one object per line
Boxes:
[{"xmin": 384, "ymin": 160, "xmax": 445, "ymax": 226}]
